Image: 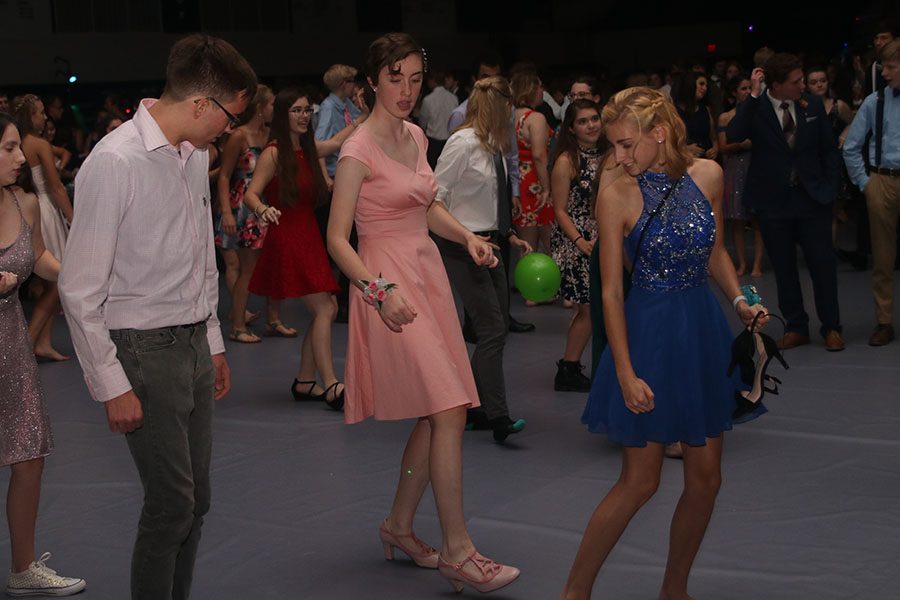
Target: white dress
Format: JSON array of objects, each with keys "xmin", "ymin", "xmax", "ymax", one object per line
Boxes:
[{"xmin": 31, "ymin": 165, "xmax": 68, "ymax": 261}]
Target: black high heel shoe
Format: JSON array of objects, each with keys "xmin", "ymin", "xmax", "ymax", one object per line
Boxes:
[
  {"xmin": 730, "ymin": 313, "xmax": 789, "ymax": 421},
  {"xmin": 323, "ymin": 382, "xmax": 345, "ymax": 412},
  {"xmin": 292, "ymin": 379, "xmax": 324, "ymax": 401}
]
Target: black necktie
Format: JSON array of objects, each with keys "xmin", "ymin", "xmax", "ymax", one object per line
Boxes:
[{"xmin": 493, "ymin": 151, "xmax": 512, "ymax": 237}]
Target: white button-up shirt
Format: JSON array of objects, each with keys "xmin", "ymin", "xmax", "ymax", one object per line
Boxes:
[
  {"xmin": 419, "ymin": 86, "xmax": 459, "ymax": 141},
  {"xmin": 59, "ymin": 99, "xmax": 224, "ymax": 403},
  {"xmin": 434, "ymin": 128, "xmax": 505, "ymax": 232},
  {"xmin": 767, "ymin": 89, "xmax": 797, "ymax": 129}
]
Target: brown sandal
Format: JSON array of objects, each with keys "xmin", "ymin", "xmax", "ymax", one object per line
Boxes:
[{"xmin": 265, "ymin": 320, "xmax": 298, "ymax": 338}]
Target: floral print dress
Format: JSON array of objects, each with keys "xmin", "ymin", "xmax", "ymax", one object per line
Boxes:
[
  {"xmin": 551, "ymin": 147, "xmax": 600, "ymax": 304},
  {"xmin": 514, "ymin": 109, "xmax": 555, "ymax": 227},
  {"xmin": 215, "ymin": 145, "xmax": 267, "ymax": 250}
]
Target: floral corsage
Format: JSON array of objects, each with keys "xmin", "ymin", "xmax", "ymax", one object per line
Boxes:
[{"xmin": 359, "ymin": 274, "xmax": 398, "ymax": 310}]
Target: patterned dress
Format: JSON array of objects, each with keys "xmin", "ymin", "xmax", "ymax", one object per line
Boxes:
[
  {"xmin": 551, "ymin": 147, "xmax": 601, "ymax": 304},
  {"xmin": 215, "ymin": 145, "xmax": 267, "ymax": 250},
  {"xmin": 0, "ymin": 191, "xmax": 53, "ymax": 466},
  {"xmin": 514, "ymin": 109, "xmax": 555, "ymax": 227}
]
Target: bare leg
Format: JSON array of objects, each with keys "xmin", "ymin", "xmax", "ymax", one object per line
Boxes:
[
  {"xmin": 750, "ymin": 223, "xmax": 764, "ymax": 277},
  {"xmin": 425, "ymin": 406, "xmax": 477, "ymax": 562},
  {"xmin": 518, "ymin": 226, "xmax": 540, "ymax": 256},
  {"xmin": 538, "ymin": 224, "xmax": 554, "ymax": 255},
  {"xmin": 299, "ymin": 293, "xmax": 339, "ymax": 389},
  {"xmin": 29, "ymin": 282, "xmax": 69, "ymax": 361},
  {"xmin": 563, "ymin": 304, "xmax": 592, "ymax": 363},
  {"xmin": 384, "ymin": 419, "xmax": 433, "ymax": 534},
  {"xmin": 731, "ymin": 221, "xmax": 746, "ymax": 277},
  {"xmin": 220, "ymin": 248, "xmax": 239, "ymax": 293},
  {"xmin": 231, "ymin": 248, "xmax": 261, "ymax": 340},
  {"xmin": 658, "ymin": 437, "xmax": 723, "ymax": 600},
  {"xmin": 560, "ymin": 444, "xmax": 665, "ymax": 600},
  {"xmin": 267, "ymin": 298, "xmax": 296, "ymax": 336},
  {"xmin": 295, "ymin": 324, "xmax": 317, "ymax": 380},
  {"xmin": 7, "ymin": 458, "xmax": 44, "ymax": 573}
]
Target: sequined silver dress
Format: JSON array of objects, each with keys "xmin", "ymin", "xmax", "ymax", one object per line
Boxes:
[{"xmin": 0, "ymin": 191, "xmax": 53, "ymax": 466}]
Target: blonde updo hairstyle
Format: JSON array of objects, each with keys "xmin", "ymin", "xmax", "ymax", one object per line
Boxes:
[
  {"xmin": 456, "ymin": 76, "xmax": 512, "ymax": 155},
  {"xmin": 601, "ymin": 86, "xmax": 694, "ymax": 179}
]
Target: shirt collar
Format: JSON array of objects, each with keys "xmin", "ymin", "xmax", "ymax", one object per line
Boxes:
[
  {"xmin": 767, "ymin": 90, "xmax": 792, "ymax": 110},
  {"xmin": 133, "ymin": 98, "xmax": 198, "ymax": 157}
]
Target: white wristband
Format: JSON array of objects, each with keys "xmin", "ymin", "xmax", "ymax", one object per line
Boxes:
[{"xmin": 732, "ymin": 294, "xmax": 747, "ymax": 310}]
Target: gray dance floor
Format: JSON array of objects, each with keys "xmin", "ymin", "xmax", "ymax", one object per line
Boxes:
[{"xmin": 2, "ymin": 262, "xmax": 899, "ymax": 599}]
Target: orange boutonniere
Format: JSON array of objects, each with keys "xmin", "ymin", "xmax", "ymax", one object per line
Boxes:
[{"xmin": 798, "ymin": 98, "xmax": 808, "ymax": 110}]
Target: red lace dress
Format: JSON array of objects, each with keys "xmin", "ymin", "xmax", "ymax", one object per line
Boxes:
[{"xmin": 248, "ymin": 146, "xmax": 339, "ymax": 299}]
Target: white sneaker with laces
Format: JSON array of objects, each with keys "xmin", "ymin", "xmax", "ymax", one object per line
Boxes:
[{"xmin": 6, "ymin": 552, "xmax": 86, "ymax": 597}]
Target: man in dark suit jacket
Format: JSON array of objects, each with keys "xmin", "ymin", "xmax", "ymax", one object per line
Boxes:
[{"xmin": 727, "ymin": 52, "xmax": 845, "ymax": 350}]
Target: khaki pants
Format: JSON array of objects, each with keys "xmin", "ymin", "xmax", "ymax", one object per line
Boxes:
[{"xmin": 864, "ymin": 173, "xmax": 900, "ymax": 325}]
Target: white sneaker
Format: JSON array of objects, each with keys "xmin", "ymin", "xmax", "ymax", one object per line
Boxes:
[{"xmin": 6, "ymin": 553, "xmax": 86, "ymax": 597}]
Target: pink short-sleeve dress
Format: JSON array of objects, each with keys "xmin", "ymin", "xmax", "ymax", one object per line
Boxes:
[{"xmin": 338, "ymin": 121, "xmax": 480, "ymax": 424}]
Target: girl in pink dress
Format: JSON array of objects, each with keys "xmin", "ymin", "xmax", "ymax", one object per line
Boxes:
[{"xmin": 327, "ymin": 33, "xmax": 520, "ymax": 594}]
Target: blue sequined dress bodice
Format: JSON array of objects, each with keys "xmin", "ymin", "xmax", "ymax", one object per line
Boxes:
[
  {"xmin": 582, "ymin": 169, "xmax": 764, "ymax": 447},
  {"xmin": 626, "ymin": 170, "xmax": 716, "ymax": 291}
]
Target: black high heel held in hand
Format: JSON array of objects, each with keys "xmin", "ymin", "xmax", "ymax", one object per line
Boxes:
[{"xmin": 729, "ymin": 312, "xmax": 789, "ymax": 421}]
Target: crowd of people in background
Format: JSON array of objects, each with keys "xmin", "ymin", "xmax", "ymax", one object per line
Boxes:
[{"xmin": 1, "ymin": 14, "xmax": 899, "ymax": 598}]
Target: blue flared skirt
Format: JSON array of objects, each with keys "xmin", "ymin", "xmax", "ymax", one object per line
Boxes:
[{"xmin": 582, "ymin": 283, "xmax": 765, "ymax": 447}]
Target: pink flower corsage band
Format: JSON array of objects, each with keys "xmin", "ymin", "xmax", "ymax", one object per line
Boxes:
[{"xmin": 359, "ymin": 274, "xmax": 398, "ymax": 310}]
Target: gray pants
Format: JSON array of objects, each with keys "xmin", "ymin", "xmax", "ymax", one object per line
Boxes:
[
  {"xmin": 435, "ymin": 233, "xmax": 510, "ymax": 420},
  {"xmin": 110, "ymin": 323, "xmax": 215, "ymax": 600}
]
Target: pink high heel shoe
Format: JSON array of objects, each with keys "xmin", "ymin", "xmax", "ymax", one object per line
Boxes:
[
  {"xmin": 437, "ymin": 551, "xmax": 520, "ymax": 593},
  {"xmin": 378, "ymin": 522, "xmax": 439, "ymax": 569}
]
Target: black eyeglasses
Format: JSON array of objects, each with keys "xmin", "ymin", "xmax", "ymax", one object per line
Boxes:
[{"xmin": 207, "ymin": 97, "xmax": 241, "ymax": 128}]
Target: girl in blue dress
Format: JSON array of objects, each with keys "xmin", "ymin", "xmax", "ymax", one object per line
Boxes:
[{"xmin": 560, "ymin": 87, "xmax": 767, "ymax": 600}]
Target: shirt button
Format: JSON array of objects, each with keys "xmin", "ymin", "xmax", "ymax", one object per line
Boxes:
[{"xmin": 202, "ymin": 196, "xmax": 208, "ymax": 207}]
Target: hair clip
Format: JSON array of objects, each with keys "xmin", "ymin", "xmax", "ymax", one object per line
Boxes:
[{"xmin": 420, "ymin": 47, "xmax": 429, "ymax": 73}]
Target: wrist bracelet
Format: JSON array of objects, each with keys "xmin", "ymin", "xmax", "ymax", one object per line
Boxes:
[
  {"xmin": 359, "ymin": 273, "xmax": 398, "ymax": 310},
  {"xmin": 732, "ymin": 294, "xmax": 747, "ymax": 310},
  {"xmin": 573, "ymin": 235, "xmax": 583, "ymax": 244},
  {"xmin": 256, "ymin": 204, "xmax": 268, "ymax": 217}
]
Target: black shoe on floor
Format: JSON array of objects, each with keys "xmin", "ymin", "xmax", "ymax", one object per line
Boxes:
[
  {"xmin": 490, "ymin": 416, "xmax": 526, "ymax": 443},
  {"xmin": 509, "ymin": 316, "xmax": 535, "ymax": 334},
  {"xmin": 466, "ymin": 409, "xmax": 490, "ymax": 430},
  {"xmin": 554, "ymin": 359, "xmax": 591, "ymax": 392}
]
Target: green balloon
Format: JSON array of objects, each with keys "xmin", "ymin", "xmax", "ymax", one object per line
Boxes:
[{"xmin": 514, "ymin": 252, "xmax": 561, "ymax": 303}]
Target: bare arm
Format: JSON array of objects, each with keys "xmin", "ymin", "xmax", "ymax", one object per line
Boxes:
[
  {"xmin": 19, "ymin": 190, "xmax": 60, "ymax": 280},
  {"xmin": 314, "ymin": 122, "xmax": 359, "ymax": 157},
  {"xmin": 326, "ymin": 157, "xmax": 374, "ymax": 285},
  {"xmin": 327, "ymin": 156, "xmax": 418, "ymax": 333},
  {"xmin": 216, "ymin": 131, "xmax": 246, "ymax": 234},
  {"xmin": 50, "ymin": 144, "xmax": 72, "ymax": 171},
  {"xmin": 243, "ymin": 146, "xmax": 277, "ymax": 216},
  {"xmin": 695, "ymin": 160, "xmax": 767, "ymax": 327},
  {"xmin": 705, "ymin": 109, "xmax": 719, "ymax": 160},
  {"xmin": 597, "ymin": 180, "xmax": 654, "ymax": 413},
  {"xmin": 527, "ymin": 112, "xmax": 551, "ymax": 194},
  {"xmin": 551, "ymin": 155, "xmax": 593, "ymax": 255},
  {"xmin": 35, "ymin": 138, "xmax": 74, "ymax": 222}
]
